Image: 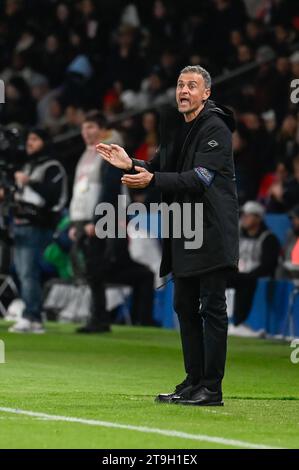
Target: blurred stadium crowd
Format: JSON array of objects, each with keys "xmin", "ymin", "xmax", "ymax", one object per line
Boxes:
[
  {"xmin": 1, "ymin": 0, "xmax": 299, "ymax": 335},
  {"xmin": 1, "ymin": 0, "xmax": 299, "ymax": 202},
  {"xmin": 1, "ymin": 0, "xmax": 299, "ymax": 204}
]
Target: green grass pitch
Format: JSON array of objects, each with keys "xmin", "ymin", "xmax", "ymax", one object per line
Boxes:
[{"xmin": 0, "ymin": 319, "xmax": 298, "ymax": 449}]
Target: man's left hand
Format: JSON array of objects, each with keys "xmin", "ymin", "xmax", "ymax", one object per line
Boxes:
[{"xmin": 121, "ymin": 166, "xmax": 154, "ymax": 189}]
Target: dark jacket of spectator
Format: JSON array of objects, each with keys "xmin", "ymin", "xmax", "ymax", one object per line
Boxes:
[{"xmin": 238, "ymin": 222, "xmax": 280, "ymax": 277}]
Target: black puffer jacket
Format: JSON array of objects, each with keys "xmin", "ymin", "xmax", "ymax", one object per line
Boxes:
[{"xmin": 132, "ymin": 100, "xmax": 239, "ymax": 277}]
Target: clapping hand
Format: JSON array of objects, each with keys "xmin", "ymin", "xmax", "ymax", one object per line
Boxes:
[{"xmin": 96, "ymin": 143, "xmax": 132, "ymax": 171}]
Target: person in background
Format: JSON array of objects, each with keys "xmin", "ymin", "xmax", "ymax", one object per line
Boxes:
[
  {"xmin": 131, "ymin": 111, "xmax": 160, "ymax": 205},
  {"xmin": 68, "ymin": 111, "xmax": 123, "ymax": 333},
  {"xmin": 134, "ymin": 111, "xmax": 158, "ymax": 162},
  {"xmin": 69, "ymin": 111, "xmax": 155, "ymax": 332},
  {"xmin": 279, "ymin": 204, "xmax": 299, "ymax": 273},
  {"xmin": 64, "ymin": 104, "xmax": 85, "ymax": 132},
  {"xmin": 268, "ymin": 155, "xmax": 299, "ymax": 212},
  {"xmin": 259, "ymin": 160, "xmax": 289, "ymax": 211},
  {"xmin": 228, "ymin": 201, "xmax": 280, "ymax": 337},
  {"xmin": 0, "ymin": 75, "xmax": 36, "ymax": 126},
  {"xmin": 275, "ymin": 114, "xmax": 299, "ymax": 169},
  {"xmin": 3, "ymin": 128, "xmax": 67, "ymax": 333}
]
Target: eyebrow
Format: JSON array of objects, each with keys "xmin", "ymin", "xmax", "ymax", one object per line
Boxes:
[{"xmin": 177, "ymin": 80, "xmax": 198, "ymax": 85}]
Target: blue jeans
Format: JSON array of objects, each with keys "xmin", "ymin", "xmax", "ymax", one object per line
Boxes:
[{"xmin": 13, "ymin": 225, "xmax": 53, "ymax": 322}]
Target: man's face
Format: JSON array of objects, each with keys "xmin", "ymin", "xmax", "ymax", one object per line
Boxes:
[
  {"xmin": 81, "ymin": 121, "xmax": 102, "ymax": 146},
  {"xmin": 26, "ymin": 133, "xmax": 44, "ymax": 155},
  {"xmin": 176, "ymin": 72, "xmax": 210, "ymax": 116},
  {"xmin": 241, "ymin": 213, "xmax": 261, "ymax": 230}
]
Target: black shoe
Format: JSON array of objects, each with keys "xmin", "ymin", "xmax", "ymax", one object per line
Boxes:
[
  {"xmin": 155, "ymin": 377, "xmax": 193, "ymax": 404},
  {"xmin": 76, "ymin": 325, "xmax": 111, "ymax": 334},
  {"xmin": 174, "ymin": 386, "xmax": 223, "ymax": 406}
]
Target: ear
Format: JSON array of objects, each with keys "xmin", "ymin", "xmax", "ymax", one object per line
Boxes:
[{"xmin": 203, "ymin": 88, "xmax": 211, "ymax": 102}]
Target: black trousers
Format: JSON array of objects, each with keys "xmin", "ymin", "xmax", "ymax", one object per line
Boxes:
[
  {"xmin": 79, "ymin": 236, "xmax": 155, "ymax": 327},
  {"xmin": 87, "ymin": 263, "xmax": 155, "ymax": 327},
  {"xmin": 173, "ymin": 269, "xmax": 229, "ymax": 392}
]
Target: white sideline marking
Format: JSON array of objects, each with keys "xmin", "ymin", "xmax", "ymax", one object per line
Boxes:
[{"xmin": 0, "ymin": 407, "xmax": 280, "ymax": 449}]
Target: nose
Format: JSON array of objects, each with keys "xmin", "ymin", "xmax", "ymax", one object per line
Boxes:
[{"xmin": 179, "ymin": 84, "xmax": 189, "ymax": 93}]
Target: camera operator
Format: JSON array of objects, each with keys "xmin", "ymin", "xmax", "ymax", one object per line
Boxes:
[{"xmin": 3, "ymin": 128, "xmax": 67, "ymax": 334}]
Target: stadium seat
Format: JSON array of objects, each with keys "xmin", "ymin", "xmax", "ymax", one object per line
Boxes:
[
  {"xmin": 264, "ymin": 214, "xmax": 291, "ymax": 246},
  {"xmin": 246, "ymin": 278, "xmax": 299, "ymax": 338}
]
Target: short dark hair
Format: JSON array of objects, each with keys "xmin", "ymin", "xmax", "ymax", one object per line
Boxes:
[
  {"xmin": 83, "ymin": 110, "xmax": 108, "ymax": 129},
  {"xmin": 179, "ymin": 65, "xmax": 212, "ymax": 89},
  {"xmin": 27, "ymin": 127, "xmax": 50, "ymax": 144}
]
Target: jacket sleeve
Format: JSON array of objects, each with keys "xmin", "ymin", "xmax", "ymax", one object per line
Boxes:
[
  {"xmin": 128, "ymin": 147, "xmax": 161, "ymax": 173},
  {"xmin": 153, "ymin": 123, "xmax": 232, "ymax": 194}
]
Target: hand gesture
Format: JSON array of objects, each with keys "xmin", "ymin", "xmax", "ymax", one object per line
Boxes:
[
  {"xmin": 96, "ymin": 143, "xmax": 132, "ymax": 171},
  {"xmin": 121, "ymin": 166, "xmax": 154, "ymax": 189}
]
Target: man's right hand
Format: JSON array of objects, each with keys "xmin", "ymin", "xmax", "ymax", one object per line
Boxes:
[{"xmin": 96, "ymin": 143, "xmax": 133, "ymax": 171}]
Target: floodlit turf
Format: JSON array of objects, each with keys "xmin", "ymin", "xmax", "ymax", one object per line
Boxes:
[{"xmin": 0, "ymin": 319, "xmax": 298, "ymax": 449}]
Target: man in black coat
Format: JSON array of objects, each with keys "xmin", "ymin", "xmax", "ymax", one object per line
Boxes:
[{"xmin": 97, "ymin": 65, "xmax": 239, "ymax": 406}]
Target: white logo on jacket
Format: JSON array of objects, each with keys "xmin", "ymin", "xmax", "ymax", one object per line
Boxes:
[{"xmin": 208, "ymin": 140, "xmax": 218, "ymax": 148}]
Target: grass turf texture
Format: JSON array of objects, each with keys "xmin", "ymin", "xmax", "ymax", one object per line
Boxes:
[{"xmin": 0, "ymin": 319, "xmax": 298, "ymax": 449}]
